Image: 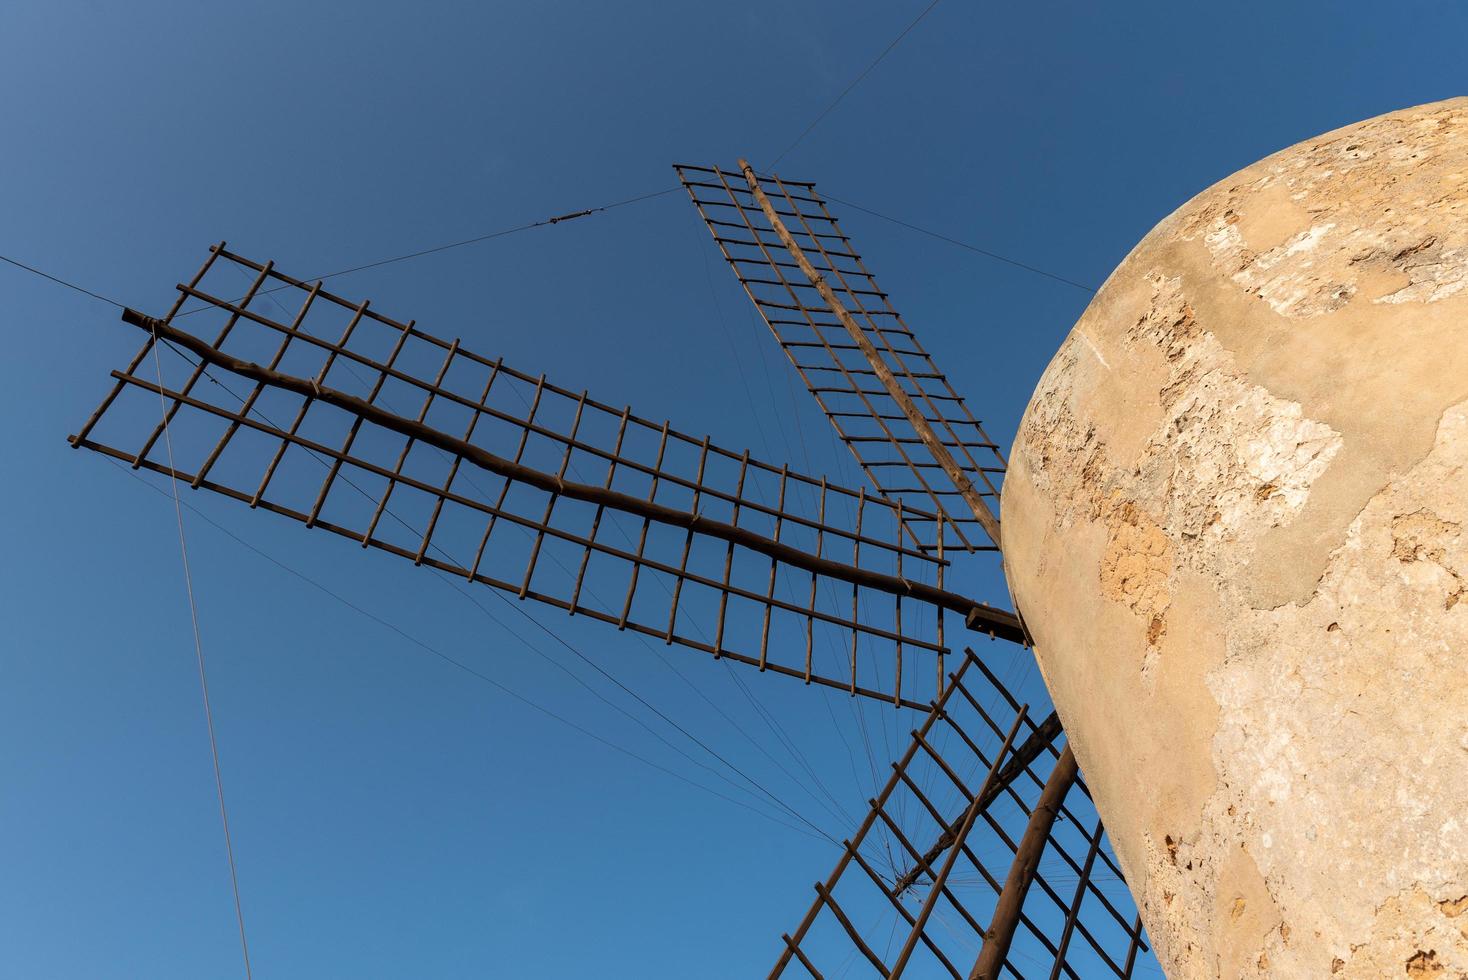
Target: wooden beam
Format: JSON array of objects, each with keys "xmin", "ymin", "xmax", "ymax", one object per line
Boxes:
[
  {"xmin": 769, "ymin": 655, "xmax": 980, "ymax": 978},
  {"xmin": 118, "ymin": 307, "xmax": 1025, "ymax": 642},
  {"xmin": 736, "ymin": 159, "xmax": 1002, "ymax": 549},
  {"xmin": 889, "ymin": 707, "xmax": 1028, "ymax": 977},
  {"xmin": 891, "ymin": 711, "xmax": 1063, "ymax": 892},
  {"xmin": 969, "ymin": 745, "xmax": 1079, "ymax": 980}
]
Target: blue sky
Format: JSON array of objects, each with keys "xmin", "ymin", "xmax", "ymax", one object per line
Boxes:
[{"xmin": 2, "ymin": 2, "xmax": 1463, "ymax": 977}]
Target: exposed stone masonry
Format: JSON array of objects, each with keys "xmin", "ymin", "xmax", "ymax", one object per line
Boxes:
[{"xmin": 1002, "ymin": 99, "xmax": 1468, "ymax": 977}]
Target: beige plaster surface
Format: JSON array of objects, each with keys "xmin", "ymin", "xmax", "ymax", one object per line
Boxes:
[{"xmin": 1002, "ymin": 98, "xmax": 1468, "ymax": 977}]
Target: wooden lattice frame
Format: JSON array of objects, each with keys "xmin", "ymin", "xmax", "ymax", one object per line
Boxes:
[{"xmin": 71, "ymin": 244, "xmax": 1020, "ymax": 711}]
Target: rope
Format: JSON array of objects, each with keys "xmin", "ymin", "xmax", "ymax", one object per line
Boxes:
[{"xmin": 146, "ymin": 327, "xmax": 254, "ymax": 979}]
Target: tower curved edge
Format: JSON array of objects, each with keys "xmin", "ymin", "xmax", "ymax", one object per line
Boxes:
[{"xmin": 1002, "ymin": 97, "xmax": 1468, "ymax": 978}]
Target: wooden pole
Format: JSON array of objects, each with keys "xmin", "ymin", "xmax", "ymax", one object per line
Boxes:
[
  {"xmin": 737, "ymin": 159, "xmax": 1002, "ymax": 549},
  {"xmin": 969, "ymin": 745, "xmax": 1079, "ymax": 980},
  {"xmin": 769, "ymin": 652, "xmax": 982, "ymax": 978},
  {"xmin": 118, "ymin": 307, "xmax": 1024, "ymax": 642},
  {"xmin": 891, "ymin": 711, "xmax": 1063, "ymax": 892},
  {"xmin": 888, "ymin": 707, "xmax": 1028, "ymax": 977}
]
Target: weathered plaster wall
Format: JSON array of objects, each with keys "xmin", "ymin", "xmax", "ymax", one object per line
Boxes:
[{"xmin": 1002, "ymin": 99, "xmax": 1468, "ymax": 977}]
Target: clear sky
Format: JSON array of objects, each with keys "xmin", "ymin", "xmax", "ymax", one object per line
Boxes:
[{"xmin": 2, "ymin": 2, "xmax": 1464, "ymax": 977}]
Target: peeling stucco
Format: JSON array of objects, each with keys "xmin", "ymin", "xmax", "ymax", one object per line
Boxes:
[
  {"xmin": 1180, "ymin": 102, "xmax": 1468, "ymax": 317},
  {"xmin": 1002, "ymin": 98, "xmax": 1468, "ymax": 977}
]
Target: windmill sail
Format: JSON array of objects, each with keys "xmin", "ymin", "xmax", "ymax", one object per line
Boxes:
[
  {"xmin": 772, "ymin": 651, "xmax": 1150, "ymax": 979},
  {"xmin": 682, "ymin": 162, "xmax": 1162, "ymax": 976},
  {"xmin": 69, "ymin": 238, "xmax": 1157, "ymax": 976},
  {"xmin": 677, "ymin": 163, "xmax": 1008, "ymax": 553},
  {"xmin": 70, "ymin": 244, "xmax": 1020, "ymax": 710}
]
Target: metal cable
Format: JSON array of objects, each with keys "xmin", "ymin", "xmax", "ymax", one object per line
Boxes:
[
  {"xmin": 104, "ymin": 458, "xmax": 828, "ymax": 843},
  {"xmin": 820, "ymin": 192, "xmax": 1098, "ymax": 294},
  {"xmin": 0, "ymin": 237, "xmax": 850, "ymax": 847},
  {"xmin": 769, "ymin": 0, "xmax": 945, "ymax": 167},
  {"xmin": 146, "ymin": 327, "xmax": 253, "ymax": 979},
  {"xmin": 152, "ymin": 339, "xmax": 848, "ymax": 847},
  {"xmin": 0, "ymin": 254, "xmax": 126, "ymax": 308},
  {"xmin": 174, "ymin": 186, "xmax": 682, "ymax": 317}
]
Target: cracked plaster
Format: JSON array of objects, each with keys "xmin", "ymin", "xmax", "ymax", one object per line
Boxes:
[{"xmin": 1002, "ymin": 99, "xmax": 1468, "ymax": 977}]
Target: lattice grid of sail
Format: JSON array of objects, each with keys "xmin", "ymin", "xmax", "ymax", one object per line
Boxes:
[
  {"xmin": 677, "ymin": 164, "xmax": 1007, "ymax": 555},
  {"xmin": 67, "ymin": 244, "xmax": 1019, "ymax": 709},
  {"xmin": 771, "ymin": 649, "xmax": 1154, "ymax": 979}
]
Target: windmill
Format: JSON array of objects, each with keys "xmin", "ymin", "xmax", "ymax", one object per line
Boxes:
[{"xmin": 68, "ymin": 159, "xmax": 1156, "ymax": 978}]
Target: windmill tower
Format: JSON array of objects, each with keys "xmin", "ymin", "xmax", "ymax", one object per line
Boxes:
[{"xmin": 70, "ymin": 100, "xmax": 1468, "ymax": 977}]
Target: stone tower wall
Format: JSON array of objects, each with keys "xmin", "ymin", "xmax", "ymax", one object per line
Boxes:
[{"xmin": 1002, "ymin": 98, "xmax": 1468, "ymax": 978}]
